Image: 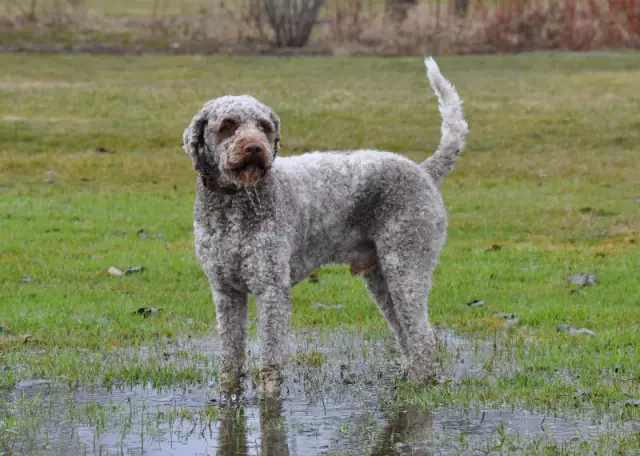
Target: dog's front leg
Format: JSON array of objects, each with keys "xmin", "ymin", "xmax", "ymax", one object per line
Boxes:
[
  {"xmin": 255, "ymin": 286, "xmax": 291, "ymax": 398},
  {"xmin": 212, "ymin": 287, "xmax": 248, "ymax": 395}
]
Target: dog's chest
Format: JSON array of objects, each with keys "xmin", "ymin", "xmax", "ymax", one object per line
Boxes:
[
  {"xmin": 194, "ymin": 200, "xmax": 279, "ymax": 291},
  {"xmin": 194, "ymin": 217, "xmax": 247, "ymax": 286}
]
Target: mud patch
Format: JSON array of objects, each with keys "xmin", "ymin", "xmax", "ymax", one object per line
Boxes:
[{"xmin": 1, "ymin": 329, "xmax": 633, "ymax": 455}]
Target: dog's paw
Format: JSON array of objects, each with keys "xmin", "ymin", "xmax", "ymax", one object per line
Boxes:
[
  {"xmin": 259, "ymin": 366, "xmax": 284, "ymax": 399},
  {"xmin": 219, "ymin": 369, "xmax": 246, "ymax": 396}
]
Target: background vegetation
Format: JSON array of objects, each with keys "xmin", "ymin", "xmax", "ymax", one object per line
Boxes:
[{"xmin": 1, "ymin": 0, "xmax": 640, "ymax": 54}]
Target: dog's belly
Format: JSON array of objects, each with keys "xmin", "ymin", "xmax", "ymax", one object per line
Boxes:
[{"xmin": 288, "ymin": 225, "xmax": 371, "ymax": 285}]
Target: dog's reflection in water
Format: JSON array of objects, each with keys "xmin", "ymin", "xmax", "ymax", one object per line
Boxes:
[
  {"xmin": 216, "ymin": 399, "xmax": 432, "ymax": 456},
  {"xmin": 217, "ymin": 399, "xmax": 288, "ymax": 456},
  {"xmin": 370, "ymin": 407, "xmax": 434, "ymax": 455}
]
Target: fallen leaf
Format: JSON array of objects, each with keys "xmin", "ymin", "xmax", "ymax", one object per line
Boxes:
[
  {"xmin": 14, "ymin": 379, "xmax": 51, "ymax": 389},
  {"xmin": 124, "ymin": 266, "xmax": 144, "ymax": 274},
  {"xmin": 466, "ymin": 299, "xmax": 485, "ymax": 307},
  {"xmin": 565, "ymin": 273, "xmax": 597, "ymax": 286},
  {"xmin": 578, "ymin": 207, "xmax": 616, "ymax": 216},
  {"xmin": 134, "ymin": 307, "xmax": 161, "ymax": 317},
  {"xmin": 137, "ymin": 229, "xmax": 164, "ymax": 239},
  {"xmin": 310, "ymin": 303, "xmax": 344, "ymax": 310},
  {"xmin": 96, "ymin": 146, "xmax": 115, "ymax": 154},
  {"xmin": 557, "ymin": 325, "xmax": 596, "ymax": 336}
]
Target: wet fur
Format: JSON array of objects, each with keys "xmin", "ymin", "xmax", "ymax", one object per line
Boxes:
[{"xmin": 183, "ymin": 58, "xmax": 468, "ymax": 397}]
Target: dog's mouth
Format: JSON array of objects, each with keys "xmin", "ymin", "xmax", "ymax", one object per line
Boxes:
[{"xmin": 224, "ymin": 157, "xmax": 271, "ymax": 185}]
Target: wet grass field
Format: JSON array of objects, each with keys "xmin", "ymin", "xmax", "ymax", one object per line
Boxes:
[{"xmin": 1, "ymin": 53, "xmax": 639, "ymax": 455}]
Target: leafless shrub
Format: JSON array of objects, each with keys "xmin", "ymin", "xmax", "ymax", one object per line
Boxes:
[
  {"xmin": 327, "ymin": 0, "xmax": 366, "ymax": 41},
  {"xmin": 452, "ymin": 0, "xmax": 470, "ymax": 17},
  {"xmin": 253, "ymin": 0, "xmax": 325, "ymax": 47},
  {"xmin": 386, "ymin": 0, "xmax": 417, "ymax": 21},
  {"xmin": 3, "ymin": 0, "xmax": 86, "ymax": 27}
]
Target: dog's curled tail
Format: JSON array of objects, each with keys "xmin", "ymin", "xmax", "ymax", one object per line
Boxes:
[{"xmin": 422, "ymin": 57, "xmax": 468, "ymax": 186}]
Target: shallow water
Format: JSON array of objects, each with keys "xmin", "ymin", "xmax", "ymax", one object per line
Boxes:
[{"xmin": 1, "ymin": 330, "xmax": 633, "ymax": 455}]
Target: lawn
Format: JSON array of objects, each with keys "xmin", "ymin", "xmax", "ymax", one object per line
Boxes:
[{"xmin": 0, "ymin": 53, "xmax": 639, "ymax": 454}]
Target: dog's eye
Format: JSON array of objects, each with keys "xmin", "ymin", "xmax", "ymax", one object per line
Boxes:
[
  {"xmin": 219, "ymin": 120, "xmax": 237, "ymax": 134},
  {"xmin": 258, "ymin": 120, "xmax": 273, "ymax": 134}
]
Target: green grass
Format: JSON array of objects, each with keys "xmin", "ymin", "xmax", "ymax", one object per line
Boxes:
[{"xmin": 0, "ymin": 53, "xmax": 639, "ymax": 452}]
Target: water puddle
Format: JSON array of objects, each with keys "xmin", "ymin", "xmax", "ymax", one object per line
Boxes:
[{"xmin": 1, "ymin": 329, "xmax": 633, "ymax": 455}]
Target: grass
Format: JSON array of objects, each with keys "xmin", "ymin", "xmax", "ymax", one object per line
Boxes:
[{"xmin": 0, "ymin": 52, "xmax": 639, "ymax": 453}]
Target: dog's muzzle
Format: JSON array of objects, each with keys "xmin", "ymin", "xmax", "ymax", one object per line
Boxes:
[{"xmin": 224, "ymin": 140, "xmax": 272, "ymax": 185}]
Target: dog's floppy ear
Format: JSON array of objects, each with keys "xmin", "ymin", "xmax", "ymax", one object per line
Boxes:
[
  {"xmin": 269, "ymin": 109, "xmax": 281, "ymax": 157},
  {"xmin": 182, "ymin": 108, "xmax": 208, "ymax": 171}
]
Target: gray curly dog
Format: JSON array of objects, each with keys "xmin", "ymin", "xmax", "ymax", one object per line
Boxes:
[{"xmin": 182, "ymin": 58, "xmax": 468, "ymax": 398}]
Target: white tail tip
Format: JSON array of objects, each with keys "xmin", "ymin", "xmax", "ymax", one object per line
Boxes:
[{"xmin": 424, "ymin": 57, "xmax": 439, "ymax": 73}]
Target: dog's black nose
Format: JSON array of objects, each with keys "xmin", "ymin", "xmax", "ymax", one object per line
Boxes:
[{"xmin": 244, "ymin": 143, "xmax": 264, "ymax": 156}]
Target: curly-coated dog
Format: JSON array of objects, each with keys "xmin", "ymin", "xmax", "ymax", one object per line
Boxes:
[{"xmin": 182, "ymin": 58, "xmax": 468, "ymax": 398}]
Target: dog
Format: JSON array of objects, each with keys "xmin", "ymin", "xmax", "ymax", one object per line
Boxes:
[{"xmin": 182, "ymin": 58, "xmax": 468, "ymax": 397}]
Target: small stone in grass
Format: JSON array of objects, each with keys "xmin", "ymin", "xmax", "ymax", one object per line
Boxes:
[
  {"xmin": 565, "ymin": 273, "xmax": 597, "ymax": 286},
  {"xmin": 557, "ymin": 325, "xmax": 596, "ymax": 336},
  {"xmin": 20, "ymin": 276, "xmax": 33, "ymax": 283},
  {"xmin": 466, "ymin": 299, "xmax": 485, "ymax": 307},
  {"xmin": 108, "ymin": 267, "xmax": 123, "ymax": 276}
]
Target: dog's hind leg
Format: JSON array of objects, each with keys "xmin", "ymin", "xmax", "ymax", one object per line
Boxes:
[
  {"xmin": 385, "ymin": 259, "xmax": 439, "ymax": 383},
  {"xmin": 375, "ymin": 224, "xmax": 446, "ymax": 384},
  {"xmin": 362, "ymin": 266, "xmax": 410, "ymax": 364}
]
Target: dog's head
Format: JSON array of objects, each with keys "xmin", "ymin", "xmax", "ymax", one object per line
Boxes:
[{"xmin": 183, "ymin": 95, "xmax": 280, "ymax": 187}]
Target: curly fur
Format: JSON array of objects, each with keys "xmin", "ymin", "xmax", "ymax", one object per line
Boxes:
[{"xmin": 183, "ymin": 58, "xmax": 468, "ymax": 397}]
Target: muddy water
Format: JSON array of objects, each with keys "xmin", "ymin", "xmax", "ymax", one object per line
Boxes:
[{"xmin": 2, "ymin": 330, "xmax": 631, "ymax": 455}]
